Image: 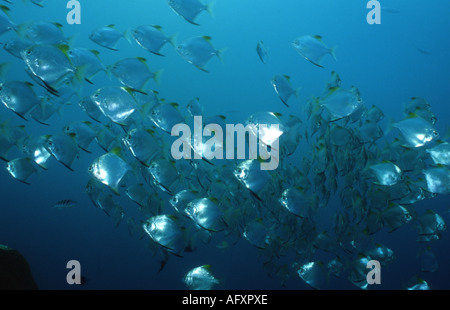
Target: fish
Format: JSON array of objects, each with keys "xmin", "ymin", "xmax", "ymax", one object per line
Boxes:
[
  {"xmin": 419, "ymin": 246, "xmax": 439, "ymax": 272},
  {"xmin": 233, "ymin": 159, "xmax": 271, "ymax": 201},
  {"xmin": 131, "ymin": 25, "xmax": 176, "ymax": 56},
  {"xmin": 256, "ymin": 40, "xmax": 268, "ymax": 64},
  {"xmin": 20, "ymin": 135, "xmax": 52, "ymax": 169},
  {"xmin": 21, "ymin": 44, "xmax": 78, "ymax": 94},
  {"xmin": 109, "ymin": 57, "xmax": 162, "ymax": 93},
  {"xmin": 279, "ymin": 187, "xmax": 316, "ymax": 218},
  {"xmin": 2, "ymin": 37, "xmax": 33, "ymax": 59},
  {"xmin": 5, "ymin": 157, "xmax": 37, "ymax": 184},
  {"xmin": 16, "ymin": 21, "xmax": 66, "ymax": 45},
  {"xmin": 91, "ymin": 86, "xmax": 137, "ymax": 125},
  {"xmin": 44, "ymin": 133, "xmax": 79, "ymax": 171},
  {"xmin": 176, "ymin": 36, "xmax": 223, "ymax": 72},
  {"xmin": 243, "ymin": 219, "xmax": 270, "ymax": 249},
  {"xmin": 149, "ymin": 102, "xmax": 184, "ymax": 133},
  {"xmin": 88, "ymin": 147, "xmax": 132, "ymax": 195},
  {"xmin": 63, "ymin": 121, "xmax": 96, "ymax": 153},
  {"xmin": 122, "ymin": 128, "xmax": 159, "ymax": 166},
  {"xmin": 185, "ymin": 197, "xmax": 226, "ymax": 232},
  {"xmin": 147, "ymin": 158, "xmax": 179, "ymax": 195},
  {"xmin": 392, "ymin": 113, "xmax": 439, "ymax": 148},
  {"xmin": 78, "ymin": 96, "xmax": 103, "ymax": 123},
  {"xmin": 426, "ymin": 142, "xmax": 450, "ymax": 166},
  {"xmin": 423, "ymin": 166, "xmax": 450, "ymax": 194},
  {"xmin": 89, "ymin": 24, "xmax": 129, "ymax": 51},
  {"xmin": 0, "ymin": 81, "xmax": 40, "ymax": 120},
  {"xmin": 183, "ymin": 265, "xmax": 219, "ymax": 290},
  {"xmin": 29, "ymin": 97, "xmax": 61, "ymax": 125},
  {"xmin": 170, "ymin": 189, "xmax": 198, "ymax": 215},
  {"xmin": 67, "ymin": 47, "xmax": 106, "ymax": 83},
  {"xmin": 292, "ymin": 35, "xmax": 337, "ymax": 68},
  {"xmin": 296, "ymin": 261, "xmax": 328, "ymax": 290},
  {"xmin": 369, "ymin": 161, "xmax": 403, "ymax": 186},
  {"xmin": 0, "ymin": 5, "xmax": 15, "ymax": 36},
  {"xmin": 416, "ymin": 210, "xmax": 447, "ymax": 240},
  {"xmin": 271, "ymin": 75, "xmax": 300, "ymax": 107},
  {"xmin": 406, "ymin": 276, "xmax": 430, "ymax": 290},
  {"xmin": 143, "ymin": 214, "xmax": 186, "ymax": 256},
  {"xmin": 168, "ymin": 0, "xmax": 213, "ymax": 25},
  {"xmin": 319, "ymin": 86, "xmax": 364, "ymax": 121},
  {"xmin": 52, "ymin": 199, "xmax": 76, "ymax": 209}
]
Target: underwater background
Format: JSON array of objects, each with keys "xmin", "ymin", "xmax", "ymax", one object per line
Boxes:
[{"xmin": 0, "ymin": 0, "xmax": 449, "ymax": 290}]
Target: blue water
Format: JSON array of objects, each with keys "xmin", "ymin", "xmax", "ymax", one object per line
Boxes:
[{"xmin": 0, "ymin": 0, "xmax": 449, "ymax": 290}]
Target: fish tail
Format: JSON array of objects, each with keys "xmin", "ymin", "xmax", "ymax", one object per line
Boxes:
[
  {"xmin": 123, "ymin": 28, "xmax": 132, "ymax": 45},
  {"xmin": 216, "ymin": 47, "xmax": 226, "ymax": 63},
  {"xmin": 0, "ymin": 62, "xmax": 10, "ymax": 80},
  {"xmin": 330, "ymin": 46, "xmax": 337, "ymax": 61},
  {"xmin": 206, "ymin": 1, "xmax": 215, "ymax": 18},
  {"xmin": 169, "ymin": 33, "xmax": 178, "ymax": 47},
  {"xmin": 153, "ymin": 69, "xmax": 163, "ymax": 85}
]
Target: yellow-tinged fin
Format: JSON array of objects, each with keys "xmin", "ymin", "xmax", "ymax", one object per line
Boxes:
[
  {"xmin": 153, "ymin": 25, "xmax": 163, "ymax": 31},
  {"xmin": 202, "ymin": 35, "xmax": 212, "ymax": 43},
  {"xmin": 57, "ymin": 44, "xmax": 70, "ymax": 58},
  {"xmin": 216, "ymin": 47, "xmax": 226, "ymax": 63},
  {"xmin": 123, "ymin": 28, "xmax": 132, "ymax": 44},
  {"xmin": 0, "ymin": 5, "xmax": 11, "ymax": 17},
  {"xmin": 90, "ymin": 49, "xmax": 101, "ymax": 59},
  {"xmin": 273, "ymin": 112, "xmax": 283, "ymax": 118},
  {"xmin": 168, "ymin": 214, "xmax": 178, "ymax": 221},
  {"xmin": 330, "ymin": 46, "xmax": 337, "ymax": 61},
  {"xmin": 169, "ymin": 102, "xmax": 179, "ymax": 108},
  {"xmin": 53, "ymin": 22, "xmax": 63, "ymax": 29},
  {"xmin": 205, "ymin": 1, "xmax": 214, "ymax": 17},
  {"xmin": 153, "ymin": 69, "xmax": 163, "ymax": 85},
  {"xmin": 110, "ymin": 146, "xmax": 122, "ymax": 156},
  {"xmin": 169, "ymin": 33, "xmax": 178, "ymax": 46},
  {"xmin": 313, "ymin": 35, "xmax": 323, "ymax": 41},
  {"xmin": 208, "ymin": 197, "xmax": 219, "ymax": 204},
  {"xmin": 202, "ymin": 264, "xmax": 213, "ymax": 271},
  {"xmin": 0, "ymin": 62, "xmax": 11, "ymax": 79},
  {"xmin": 406, "ymin": 112, "xmax": 419, "ymax": 119},
  {"xmin": 136, "ymin": 57, "xmax": 147, "ymax": 64}
]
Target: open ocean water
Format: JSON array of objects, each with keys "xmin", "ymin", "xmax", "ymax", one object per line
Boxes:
[{"xmin": 0, "ymin": 0, "xmax": 449, "ymax": 292}]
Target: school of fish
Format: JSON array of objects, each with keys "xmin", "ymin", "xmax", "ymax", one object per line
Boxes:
[{"xmin": 0, "ymin": 0, "xmax": 449, "ymax": 290}]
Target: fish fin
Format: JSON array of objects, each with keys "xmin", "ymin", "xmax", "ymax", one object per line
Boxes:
[
  {"xmin": 65, "ymin": 34, "xmax": 78, "ymax": 49},
  {"xmin": 330, "ymin": 46, "xmax": 337, "ymax": 61},
  {"xmin": 169, "ymin": 32, "xmax": 178, "ymax": 47},
  {"xmin": 384, "ymin": 116, "xmax": 396, "ymax": 136},
  {"xmin": 216, "ymin": 47, "xmax": 226, "ymax": 63},
  {"xmin": 0, "ymin": 5, "xmax": 11, "ymax": 18},
  {"xmin": 206, "ymin": 1, "xmax": 215, "ymax": 17},
  {"xmin": 295, "ymin": 87, "xmax": 302, "ymax": 99},
  {"xmin": 0, "ymin": 62, "xmax": 11, "ymax": 80},
  {"xmin": 123, "ymin": 28, "xmax": 132, "ymax": 44},
  {"xmin": 153, "ymin": 69, "xmax": 163, "ymax": 85}
]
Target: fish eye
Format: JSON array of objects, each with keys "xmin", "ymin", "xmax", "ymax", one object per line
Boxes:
[
  {"xmin": 433, "ymin": 131, "xmax": 438, "ymax": 137},
  {"xmin": 88, "ymin": 166, "xmax": 93, "ymax": 172}
]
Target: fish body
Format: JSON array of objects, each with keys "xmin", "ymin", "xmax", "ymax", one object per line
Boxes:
[
  {"xmin": 177, "ymin": 36, "xmax": 222, "ymax": 72},
  {"xmin": 292, "ymin": 35, "xmax": 336, "ymax": 67}
]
